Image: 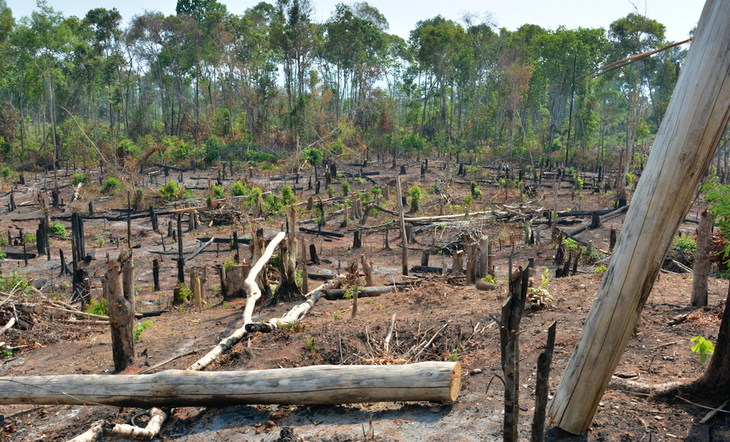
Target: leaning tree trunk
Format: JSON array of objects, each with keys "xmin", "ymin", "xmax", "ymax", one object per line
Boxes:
[{"xmin": 549, "ymin": 1, "xmax": 730, "ymax": 434}]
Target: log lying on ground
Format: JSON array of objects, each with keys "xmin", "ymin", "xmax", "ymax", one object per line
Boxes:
[
  {"xmin": 247, "ymin": 280, "xmax": 341, "ymax": 333},
  {"xmin": 0, "ymin": 362, "xmax": 461, "ymax": 407},
  {"xmin": 322, "ymin": 285, "xmax": 395, "ymax": 300},
  {"xmin": 188, "ymin": 232, "xmax": 286, "ymax": 371}
]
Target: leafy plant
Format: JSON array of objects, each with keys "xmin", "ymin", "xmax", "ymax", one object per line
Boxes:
[
  {"xmin": 103, "ymin": 177, "xmax": 122, "ymax": 194},
  {"xmin": 281, "ymin": 185, "xmax": 296, "ymax": 205},
  {"xmin": 343, "ymin": 285, "xmax": 362, "ymax": 299},
  {"xmin": 213, "ymin": 184, "xmax": 225, "ymax": 199},
  {"xmin": 306, "ymin": 334, "xmax": 315, "ymax": 352},
  {"xmin": 327, "ymin": 186, "xmax": 334, "ymax": 198},
  {"xmin": 176, "ymin": 282, "xmax": 194, "ymax": 303},
  {"xmin": 50, "ymin": 220, "xmax": 67, "ymax": 239},
  {"xmin": 0, "ymin": 271, "xmax": 31, "ymax": 295},
  {"xmin": 159, "ymin": 181, "xmax": 192, "ymax": 201},
  {"xmin": 672, "ymin": 235, "xmax": 697, "ymax": 252},
  {"xmin": 0, "ymin": 349, "xmax": 12, "ymax": 358},
  {"xmin": 247, "ymin": 187, "xmax": 263, "ymax": 205},
  {"xmin": 71, "ymin": 171, "xmax": 88, "ymax": 186},
  {"xmin": 333, "ymin": 311, "xmax": 343, "ymax": 321},
  {"xmin": 625, "ymin": 172, "xmax": 635, "ymax": 187},
  {"xmin": 134, "ymin": 320, "xmax": 153, "ymax": 341},
  {"xmin": 563, "ymin": 237, "xmax": 580, "ymax": 251},
  {"xmin": 223, "ymin": 257, "xmax": 235, "ymax": 272},
  {"xmin": 342, "ymin": 181, "xmax": 350, "ymax": 196},
  {"xmin": 595, "ymin": 265, "xmax": 607, "ymax": 274},
  {"xmin": 464, "ymin": 195, "xmax": 473, "ymax": 206},
  {"xmin": 232, "ymin": 181, "xmax": 248, "ymax": 196},
  {"xmin": 448, "ymin": 348, "xmax": 460, "ymax": 362},
  {"xmin": 575, "ymin": 176, "xmax": 584, "ymax": 191},
  {"xmin": 85, "ymin": 299, "xmax": 108, "ymax": 316},
  {"xmin": 527, "ymin": 269, "xmax": 554, "ymax": 309},
  {"xmin": 481, "ymin": 275, "xmax": 496, "ymax": 284},
  {"xmin": 466, "ymin": 165, "xmax": 479, "ymax": 174},
  {"xmin": 540, "ymin": 268, "xmax": 550, "ymax": 289},
  {"xmin": 691, "ymin": 336, "xmax": 715, "ymax": 363}
]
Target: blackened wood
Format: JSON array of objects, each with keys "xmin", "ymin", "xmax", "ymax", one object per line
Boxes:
[
  {"xmin": 410, "ymin": 265, "xmax": 442, "ymax": 274},
  {"xmin": 309, "ymin": 244, "xmax": 320, "ymax": 265},
  {"xmin": 153, "ymin": 259, "xmax": 160, "ymax": 292},
  {"xmin": 421, "ymin": 250, "xmax": 430, "ymax": 266},
  {"xmin": 59, "ymin": 249, "xmax": 71, "ymax": 276},
  {"xmin": 150, "ymin": 206, "xmax": 158, "ymax": 231},
  {"xmin": 609, "ymin": 228, "xmax": 617, "ymax": 250},
  {"xmin": 500, "ymin": 263, "xmax": 530, "ymax": 442},
  {"xmin": 590, "ymin": 211, "xmax": 602, "ymax": 229},
  {"xmin": 177, "ymin": 214, "xmax": 184, "ymax": 283},
  {"xmin": 71, "ymin": 212, "xmax": 85, "ymax": 262},
  {"xmin": 299, "ymin": 227, "xmax": 344, "ymax": 238},
  {"xmin": 233, "ymin": 231, "xmax": 240, "ymax": 263},
  {"xmin": 353, "ymin": 231, "xmax": 362, "ymax": 249},
  {"xmin": 532, "ymin": 322, "xmax": 557, "ymax": 442},
  {"xmin": 395, "ymin": 175, "xmax": 408, "ymax": 276},
  {"xmin": 127, "ymin": 192, "xmax": 132, "ymax": 248},
  {"xmin": 9, "ymin": 188, "xmax": 15, "ymax": 211}
]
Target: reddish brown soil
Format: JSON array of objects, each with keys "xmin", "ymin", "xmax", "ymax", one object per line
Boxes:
[{"xmin": 0, "ymin": 162, "xmax": 728, "ymax": 441}]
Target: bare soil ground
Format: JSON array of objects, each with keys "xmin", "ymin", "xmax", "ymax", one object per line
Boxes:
[{"xmin": 1, "ymin": 161, "xmax": 729, "ymax": 441}]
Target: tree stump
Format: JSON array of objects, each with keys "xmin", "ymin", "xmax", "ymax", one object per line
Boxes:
[{"xmin": 105, "ymin": 251, "xmax": 135, "ymax": 373}]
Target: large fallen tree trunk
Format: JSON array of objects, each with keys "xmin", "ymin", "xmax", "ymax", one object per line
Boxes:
[
  {"xmin": 549, "ymin": 1, "xmax": 730, "ymax": 434},
  {"xmin": 0, "ymin": 362, "xmax": 461, "ymax": 407}
]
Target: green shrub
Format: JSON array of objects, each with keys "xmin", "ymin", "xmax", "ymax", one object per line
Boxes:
[
  {"xmin": 0, "ymin": 166, "xmax": 12, "ymax": 178},
  {"xmin": 24, "ymin": 233, "xmax": 36, "ymax": 244},
  {"xmin": 342, "ymin": 181, "xmax": 350, "ymax": 196},
  {"xmin": 673, "ymin": 235, "xmax": 697, "ymax": 252},
  {"xmin": 327, "ymin": 186, "xmax": 334, "ymax": 198},
  {"xmin": 71, "ymin": 171, "xmax": 88, "ymax": 186},
  {"xmin": 247, "ymin": 187, "xmax": 263, "ymax": 205},
  {"xmin": 0, "ymin": 271, "xmax": 30, "ymax": 295},
  {"xmin": 176, "ymin": 283, "xmax": 194, "ymax": 303},
  {"xmin": 232, "ymin": 181, "xmax": 248, "ymax": 196},
  {"xmin": 103, "ymin": 177, "xmax": 122, "ymax": 194},
  {"xmin": 159, "ymin": 181, "xmax": 192, "ymax": 201},
  {"xmin": 86, "ymin": 299, "xmax": 108, "ymax": 316},
  {"xmin": 50, "ymin": 220, "xmax": 67, "ymax": 239},
  {"xmin": 134, "ymin": 320, "xmax": 153, "ymax": 341},
  {"xmin": 281, "ymin": 185, "xmax": 296, "ymax": 205},
  {"xmin": 213, "ymin": 184, "xmax": 225, "ymax": 199},
  {"xmin": 464, "ymin": 195, "xmax": 473, "ymax": 206}
]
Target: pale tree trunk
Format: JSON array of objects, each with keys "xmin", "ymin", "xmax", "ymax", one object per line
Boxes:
[{"xmin": 549, "ymin": 1, "xmax": 730, "ymax": 434}]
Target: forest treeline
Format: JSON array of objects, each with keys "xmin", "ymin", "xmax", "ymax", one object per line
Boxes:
[{"xmin": 0, "ymin": 0, "xmax": 712, "ymax": 178}]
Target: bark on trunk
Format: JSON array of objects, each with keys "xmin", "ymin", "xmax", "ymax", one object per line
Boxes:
[
  {"xmin": 0, "ymin": 363, "xmax": 461, "ymax": 407},
  {"xmin": 549, "ymin": 1, "xmax": 730, "ymax": 433}
]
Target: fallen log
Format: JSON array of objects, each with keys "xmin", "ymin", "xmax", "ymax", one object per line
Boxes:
[
  {"xmin": 322, "ymin": 285, "xmax": 396, "ymax": 300},
  {"xmin": 188, "ymin": 231, "xmax": 286, "ymax": 371},
  {"xmin": 246, "ymin": 279, "xmax": 341, "ymax": 333},
  {"xmin": 299, "ymin": 227, "xmax": 344, "ymax": 238},
  {"xmin": 410, "ymin": 265, "xmax": 443, "ymax": 274},
  {"xmin": 0, "ymin": 362, "xmax": 460, "ymax": 406}
]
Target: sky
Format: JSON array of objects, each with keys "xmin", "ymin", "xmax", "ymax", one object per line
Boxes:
[{"xmin": 7, "ymin": 0, "xmax": 703, "ymax": 44}]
